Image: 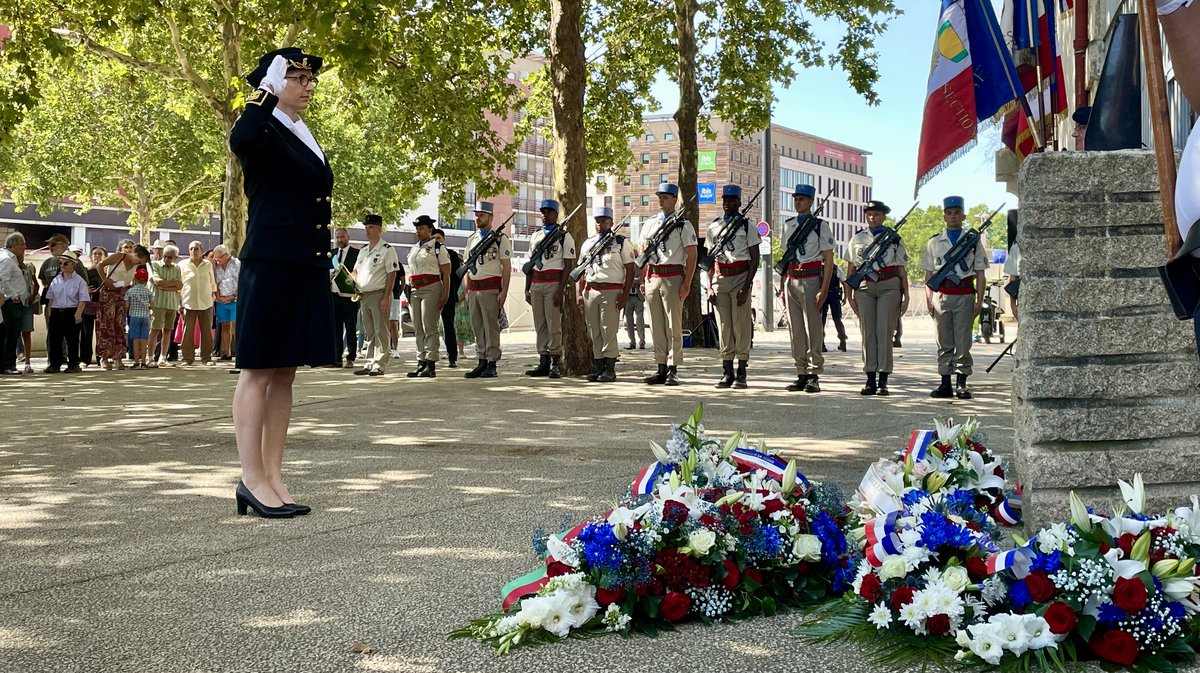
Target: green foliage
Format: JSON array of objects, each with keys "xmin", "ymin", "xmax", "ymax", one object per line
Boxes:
[{"xmin": 795, "ymin": 597, "xmax": 962, "ymax": 671}]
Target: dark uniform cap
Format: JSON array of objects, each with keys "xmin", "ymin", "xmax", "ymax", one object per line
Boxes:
[
  {"xmin": 413, "ymin": 215, "xmax": 437, "ymax": 228},
  {"xmin": 721, "ymin": 185, "xmax": 742, "ymax": 199},
  {"xmin": 363, "ymin": 214, "xmax": 384, "ymax": 226},
  {"xmin": 246, "ymin": 47, "xmax": 324, "ymax": 88},
  {"xmin": 864, "ymin": 200, "xmax": 891, "ymax": 215},
  {"xmin": 1072, "ymin": 106, "xmax": 1091, "ymax": 126}
]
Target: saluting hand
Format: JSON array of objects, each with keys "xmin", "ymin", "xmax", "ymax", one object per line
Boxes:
[{"xmin": 259, "ymin": 55, "xmax": 289, "ymax": 95}]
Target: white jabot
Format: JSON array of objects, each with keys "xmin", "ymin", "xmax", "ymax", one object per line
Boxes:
[{"xmin": 271, "ymin": 107, "xmax": 326, "ymax": 163}]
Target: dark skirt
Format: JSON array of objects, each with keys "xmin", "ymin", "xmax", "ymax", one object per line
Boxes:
[{"xmin": 235, "ymin": 260, "xmax": 336, "ymax": 369}]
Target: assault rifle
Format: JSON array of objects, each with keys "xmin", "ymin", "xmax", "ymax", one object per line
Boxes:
[
  {"xmin": 926, "ymin": 203, "xmax": 1005, "ymax": 293},
  {"xmin": 846, "ymin": 202, "xmax": 918, "ymax": 290},
  {"xmin": 635, "ymin": 194, "xmax": 698, "ymax": 269},
  {"xmin": 455, "ymin": 212, "xmax": 515, "ymax": 280},
  {"xmin": 522, "ymin": 203, "xmax": 583, "ymax": 275},
  {"xmin": 568, "ymin": 207, "xmax": 641, "ymax": 282},
  {"xmin": 697, "ymin": 185, "xmax": 766, "ymax": 274},
  {"xmin": 772, "ymin": 185, "xmax": 838, "ymax": 277}
]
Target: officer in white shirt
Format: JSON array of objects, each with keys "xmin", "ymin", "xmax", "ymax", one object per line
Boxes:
[
  {"xmin": 576, "ymin": 206, "xmax": 635, "ymax": 382},
  {"xmin": 706, "ymin": 184, "xmax": 761, "ymax": 389},
  {"xmin": 352, "ymin": 214, "xmax": 399, "ymax": 376},
  {"xmin": 405, "ymin": 215, "xmax": 451, "ymax": 378},
  {"xmin": 638, "ymin": 182, "xmax": 698, "ymax": 386},
  {"xmin": 463, "ymin": 200, "xmax": 513, "ymax": 379}
]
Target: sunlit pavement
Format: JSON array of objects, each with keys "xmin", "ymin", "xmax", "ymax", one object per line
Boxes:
[{"xmin": 0, "ymin": 318, "xmax": 1021, "ymax": 673}]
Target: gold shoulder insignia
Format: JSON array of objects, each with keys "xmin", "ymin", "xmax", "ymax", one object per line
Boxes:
[{"xmin": 246, "ymin": 88, "xmax": 267, "ymax": 107}]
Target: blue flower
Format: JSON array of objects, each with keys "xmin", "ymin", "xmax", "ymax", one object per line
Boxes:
[
  {"xmin": 1097, "ymin": 602, "xmax": 1125, "ymax": 626},
  {"xmin": 918, "ymin": 512, "xmax": 974, "ymax": 550},
  {"xmin": 576, "ymin": 522, "xmax": 625, "ymax": 571},
  {"xmin": 1009, "ymin": 579, "xmax": 1031, "ymax": 610},
  {"xmin": 1031, "ymin": 550, "xmax": 1061, "ymax": 573},
  {"xmin": 833, "ymin": 557, "xmax": 859, "ymax": 593},
  {"xmin": 744, "ymin": 524, "xmax": 785, "ymax": 561},
  {"xmin": 902, "ymin": 489, "xmax": 930, "ymax": 507},
  {"xmin": 811, "ymin": 512, "xmax": 847, "ymax": 564},
  {"xmin": 1166, "ymin": 601, "xmax": 1187, "ymax": 621}
]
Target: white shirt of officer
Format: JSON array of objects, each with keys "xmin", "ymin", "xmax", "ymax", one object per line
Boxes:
[
  {"xmin": 919, "ymin": 230, "xmax": 989, "ymax": 280},
  {"xmin": 579, "ymin": 233, "xmax": 634, "ymax": 285},
  {"xmin": 848, "ymin": 228, "xmax": 907, "ymax": 275},
  {"xmin": 527, "ymin": 228, "xmax": 577, "ymax": 271},
  {"xmin": 355, "ymin": 240, "xmax": 399, "ymax": 292},
  {"xmin": 465, "ymin": 229, "xmax": 513, "ymax": 280},
  {"xmin": 707, "ymin": 214, "xmax": 763, "ymax": 264},
  {"xmin": 407, "ymin": 238, "xmax": 450, "ymax": 277},
  {"xmin": 782, "ymin": 214, "xmax": 835, "ymax": 265},
  {"xmin": 639, "ymin": 212, "xmax": 698, "ymax": 266}
]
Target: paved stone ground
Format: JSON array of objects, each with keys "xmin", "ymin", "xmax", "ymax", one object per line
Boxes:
[{"xmin": 0, "ymin": 321, "xmax": 1026, "ymax": 673}]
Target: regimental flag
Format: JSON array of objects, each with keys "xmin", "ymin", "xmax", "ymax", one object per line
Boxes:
[
  {"xmin": 915, "ymin": 0, "xmax": 1025, "ymax": 195},
  {"xmin": 1000, "ymin": 0, "xmax": 1069, "ymax": 161}
]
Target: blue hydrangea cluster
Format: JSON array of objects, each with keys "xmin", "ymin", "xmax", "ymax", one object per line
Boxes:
[
  {"xmin": 743, "ymin": 523, "xmax": 784, "ymax": 562},
  {"xmin": 832, "ymin": 557, "xmax": 859, "ymax": 593},
  {"xmin": 918, "ymin": 512, "xmax": 975, "ymax": 551},
  {"xmin": 576, "ymin": 522, "xmax": 625, "ymax": 572},
  {"xmin": 811, "ymin": 512, "xmax": 847, "ymax": 565},
  {"xmin": 1030, "ymin": 549, "xmax": 1062, "ymax": 573},
  {"xmin": 1009, "ymin": 579, "xmax": 1031, "ymax": 610}
]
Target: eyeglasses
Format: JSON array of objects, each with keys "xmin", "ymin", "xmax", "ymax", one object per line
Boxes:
[{"xmin": 284, "ymin": 75, "xmax": 319, "ymax": 88}]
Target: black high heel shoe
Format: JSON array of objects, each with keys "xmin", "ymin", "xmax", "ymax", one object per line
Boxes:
[
  {"xmin": 283, "ymin": 503, "xmax": 311, "ymax": 515},
  {"xmin": 235, "ymin": 482, "xmax": 296, "ymax": 519}
]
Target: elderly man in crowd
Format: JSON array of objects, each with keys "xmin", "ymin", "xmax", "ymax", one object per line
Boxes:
[
  {"xmin": 1, "ymin": 233, "xmax": 32, "ymax": 375},
  {"xmin": 178, "ymin": 241, "xmax": 217, "ymax": 367},
  {"xmin": 149, "ymin": 244, "xmax": 183, "ymax": 368},
  {"xmin": 212, "ymin": 244, "xmax": 240, "ymax": 361},
  {"xmin": 36, "ymin": 234, "xmax": 70, "ymax": 330},
  {"xmin": 43, "ymin": 250, "xmax": 90, "ymax": 373}
]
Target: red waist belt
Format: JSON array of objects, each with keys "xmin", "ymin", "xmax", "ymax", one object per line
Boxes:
[
  {"xmin": 531, "ymin": 269, "xmax": 563, "ymax": 284},
  {"xmin": 787, "ymin": 260, "xmax": 823, "ymax": 279},
  {"xmin": 939, "ymin": 279, "xmax": 976, "ymax": 295},
  {"xmin": 467, "ymin": 277, "xmax": 502, "ymax": 292},
  {"xmin": 410, "ymin": 274, "xmax": 441, "ymax": 289},
  {"xmin": 866, "ymin": 265, "xmax": 901, "ymax": 282},
  {"xmin": 648, "ymin": 264, "xmax": 684, "ymax": 278},
  {"xmin": 586, "ymin": 282, "xmax": 623, "ymax": 292},
  {"xmin": 716, "ymin": 260, "xmax": 750, "ymax": 276}
]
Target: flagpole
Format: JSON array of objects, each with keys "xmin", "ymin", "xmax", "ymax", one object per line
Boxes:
[
  {"xmin": 1137, "ymin": 0, "xmax": 1181, "ymax": 256},
  {"xmin": 976, "ymin": 0, "xmax": 1046, "ymax": 150}
]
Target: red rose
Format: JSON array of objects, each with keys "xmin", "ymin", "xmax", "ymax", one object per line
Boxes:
[
  {"xmin": 660, "ymin": 591, "xmax": 692, "ymax": 622},
  {"xmin": 1090, "ymin": 630, "xmax": 1140, "ymax": 666},
  {"xmin": 858, "ymin": 573, "xmax": 882, "ymax": 602},
  {"xmin": 796, "ymin": 561, "xmax": 811, "ymax": 576},
  {"xmin": 1116, "ymin": 533, "xmax": 1137, "ymax": 558},
  {"xmin": 1043, "ymin": 601, "xmax": 1077, "ymax": 635},
  {"xmin": 699, "ymin": 514, "xmax": 720, "ymax": 529},
  {"xmin": 926, "ymin": 613, "xmax": 951, "ymax": 636},
  {"xmin": 1113, "ymin": 576, "xmax": 1148, "ymax": 614},
  {"xmin": 663, "ymin": 500, "xmax": 689, "ymax": 526},
  {"xmin": 993, "ymin": 465, "xmax": 1006, "ymax": 479},
  {"xmin": 1025, "ymin": 571, "xmax": 1056, "ymax": 603},
  {"xmin": 965, "ymin": 557, "xmax": 988, "ymax": 582},
  {"xmin": 595, "ymin": 586, "xmax": 625, "ymax": 607},
  {"xmin": 743, "ymin": 568, "xmax": 763, "ymax": 587},
  {"xmin": 546, "ymin": 560, "xmax": 573, "ymax": 577},
  {"xmin": 722, "ymin": 560, "xmax": 740, "ymax": 590},
  {"xmin": 762, "ymin": 498, "xmax": 786, "ymax": 515},
  {"xmin": 891, "ymin": 586, "xmax": 915, "ymax": 611},
  {"xmin": 790, "ymin": 505, "xmax": 808, "ymax": 523}
]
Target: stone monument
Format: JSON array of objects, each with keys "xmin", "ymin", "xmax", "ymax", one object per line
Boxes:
[{"xmin": 1013, "ymin": 149, "xmax": 1200, "ymax": 529}]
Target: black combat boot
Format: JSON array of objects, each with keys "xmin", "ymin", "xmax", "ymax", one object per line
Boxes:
[
  {"xmin": 804, "ymin": 375, "xmax": 821, "ymax": 393},
  {"xmin": 418, "ymin": 361, "xmax": 436, "ymax": 378},
  {"xmin": 714, "ymin": 360, "xmax": 734, "ymax": 389},
  {"xmin": 598, "ymin": 358, "xmax": 617, "ymax": 383},
  {"xmin": 481, "ymin": 360, "xmax": 498, "ymax": 378},
  {"xmin": 838, "ymin": 336, "xmax": 847, "ymax": 352},
  {"xmin": 644, "ymin": 364, "xmax": 668, "ymax": 385},
  {"xmin": 548, "ymin": 355, "xmax": 562, "ymax": 379},
  {"xmin": 664, "ymin": 365, "xmax": 680, "ymax": 386},
  {"xmin": 860, "ymin": 371, "xmax": 878, "ymax": 396},
  {"xmin": 930, "ymin": 375, "xmax": 954, "ymax": 398},
  {"xmin": 955, "ymin": 374, "xmax": 972, "ymax": 399},
  {"xmin": 587, "ymin": 359, "xmax": 604, "ymax": 382},
  {"xmin": 733, "ymin": 360, "xmax": 748, "ymax": 389},
  {"xmin": 525, "ymin": 354, "xmax": 550, "ymax": 377},
  {"xmin": 877, "ymin": 372, "xmax": 891, "ymax": 396},
  {"xmin": 786, "ymin": 374, "xmax": 810, "ymax": 392},
  {"xmin": 464, "ymin": 358, "xmax": 487, "ymax": 379},
  {"xmin": 407, "ymin": 360, "xmax": 428, "ymax": 378}
]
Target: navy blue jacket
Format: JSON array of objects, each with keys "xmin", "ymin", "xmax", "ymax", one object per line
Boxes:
[{"xmin": 230, "ymin": 89, "xmax": 335, "ymax": 268}]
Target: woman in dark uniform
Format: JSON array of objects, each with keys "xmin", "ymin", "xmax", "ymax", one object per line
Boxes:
[{"xmin": 229, "ymin": 47, "xmax": 336, "ymax": 518}]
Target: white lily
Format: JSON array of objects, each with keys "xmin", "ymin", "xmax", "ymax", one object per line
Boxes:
[
  {"xmin": 1097, "ymin": 515, "xmax": 1147, "ymax": 539},
  {"xmin": 1172, "ymin": 495, "xmax": 1200, "ymax": 542},
  {"xmin": 782, "ymin": 460, "xmax": 798, "ymax": 494},
  {"xmin": 1117, "ymin": 474, "xmax": 1146, "ymax": 515},
  {"xmin": 649, "ymin": 440, "xmax": 671, "ymax": 465},
  {"xmin": 1069, "ymin": 491, "xmax": 1092, "ymax": 533},
  {"xmin": 1103, "ymin": 547, "xmax": 1146, "ymax": 580},
  {"xmin": 545, "ymin": 534, "xmax": 580, "ymax": 567},
  {"xmin": 1163, "ymin": 576, "xmax": 1200, "ymax": 606},
  {"xmin": 934, "ymin": 417, "xmax": 966, "ymax": 447}
]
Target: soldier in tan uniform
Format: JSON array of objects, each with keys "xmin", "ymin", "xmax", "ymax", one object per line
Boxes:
[
  {"xmin": 707, "ymin": 184, "xmax": 761, "ymax": 389},
  {"xmin": 847, "ymin": 200, "xmax": 909, "ymax": 396},
  {"xmin": 639, "ymin": 183, "xmax": 697, "ymax": 386},
  {"xmin": 576, "ymin": 206, "xmax": 635, "ymax": 383},
  {"xmin": 780, "ymin": 184, "xmax": 835, "ymax": 393},
  {"xmin": 920, "ymin": 196, "xmax": 989, "ymax": 399},
  {"xmin": 463, "ymin": 200, "xmax": 512, "ymax": 379},
  {"xmin": 524, "ymin": 199, "xmax": 576, "ymax": 380},
  {"xmin": 351, "ymin": 215, "xmax": 399, "ymax": 377},
  {"xmin": 405, "ymin": 215, "xmax": 451, "ymax": 378}
]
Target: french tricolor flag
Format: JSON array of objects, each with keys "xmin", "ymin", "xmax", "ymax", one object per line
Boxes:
[
  {"xmin": 732, "ymin": 447, "xmax": 799, "ymax": 485},
  {"xmin": 631, "ymin": 462, "xmax": 667, "ymax": 497},
  {"xmin": 905, "ymin": 430, "xmax": 936, "ymax": 462},
  {"xmin": 863, "ymin": 512, "xmax": 903, "ymax": 567},
  {"xmin": 986, "ymin": 547, "xmax": 1032, "ymax": 579},
  {"xmin": 992, "ymin": 494, "xmax": 1022, "ymax": 526}
]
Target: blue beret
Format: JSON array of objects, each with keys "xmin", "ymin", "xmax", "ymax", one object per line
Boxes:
[
  {"xmin": 656, "ymin": 182, "xmax": 679, "ymax": 197},
  {"xmin": 721, "ymin": 185, "xmax": 742, "ymax": 199},
  {"xmin": 793, "ymin": 184, "xmax": 816, "ymax": 198},
  {"xmin": 539, "ymin": 199, "xmax": 560, "ymax": 213},
  {"xmin": 943, "ymin": 196, "xmax": 965, "ymax": 210},
  {"xmin": 473, "ymin": 200, "xmax": 494, "ymax": 214},
  {"xmin": 593, "ymin": 206, "xmax": 614, "ymax": 220}
]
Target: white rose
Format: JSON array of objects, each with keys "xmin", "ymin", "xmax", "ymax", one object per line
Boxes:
[
  {"xmin": 942, "ymin": 566, "xmax": 971, "ymax": 593},
  {"xmin": 792, "ymin": 534, "xmax": 823, "ymax": 562},
  {"xmin": 879, "ymin": 556, "xmax": 909, "ymax": 581},
  {"xmin": 688, "ymin": 529, "xmax": 717, "ymax": 556}
]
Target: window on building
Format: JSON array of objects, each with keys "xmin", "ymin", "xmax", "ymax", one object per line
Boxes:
[
  {"xmin": 641, "ymin": 195, "xmax": 651, "ymax": 206},
  {"xmin": 660, "ymin": 152, "xmax": 669, "ymax": 163},
  {"xmin": 535, "ymin": 189, "xmax": 545, "ymax": 203},
  {"xmin": 621, "ymin": 175, "xmax": 631, "ymax": 186},
  {"xmin": 660, "ymin": 173, "xmax": 669, "ymax": 183},
  {"xmin": 664, "ymin": 133, "xmax": 674, "ymax": 141},
  {"xmin": 623, "ymin": 195, "xmax": 632, "ymax": 207},
  {"xmin": 641, "ymin": 174, "xmax": 651, "ymax": 186},
  {"xmin": 646, "ymin": 133, "xmax": 656, "ymax": 142},
  {"xmin": 517, "ymin": 156, "xmax": 528, "ymax": 171},
  {"xmin": 641, "ymin": 153, "xmax": 650, "ymax": 165},
  {"xmin": 587, "ymin": 197, "xmax": 593, "ymax": 209},
  {"xmin": 516, "ymin": 213, "xmax": 529, "ymax": 227}
]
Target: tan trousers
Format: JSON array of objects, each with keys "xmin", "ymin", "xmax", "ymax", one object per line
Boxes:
[
  {"xmin": 713, "ymin": 272, "xmax": 753, "ymax": 361},
  {"xmin": 360, "ymin": 290, "xmax": 391, "ymax": 371},
  {"xmin": 584, "ymin": 288, "xmax": 621, "ymax": 359},
  {"xmin": 646, "ymin": 274, "xmax": 684, "ymax": 365},
  {"xmin": 181, "ymin": 306, "xmax": 214, "ymax": 364},
  {"xmin": 857, "ymin": 277, "xmax": 902, "ymax": 373},
  {"xmin": 785, "ymin": 276, "xmax": 824, "ymax": 375},
  {"xmin": 933, "ymin": 292, "xmax": 976, "ymax": 375},
  {"xmin": 468, "ymin": 289, "xmax": 502, "ymax": 361},
  {"xmin": 411, "ymin": 282, "xmax": 443, "ymax": 362},
  {"xmin": 530, "ymin": 281, "xmax": 564, "ymax": 356}
]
